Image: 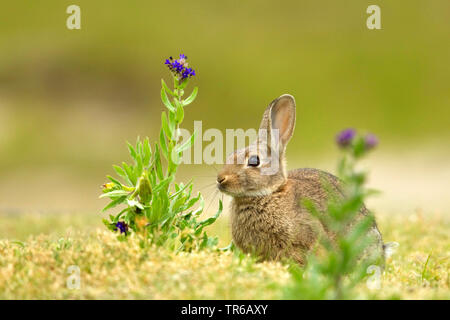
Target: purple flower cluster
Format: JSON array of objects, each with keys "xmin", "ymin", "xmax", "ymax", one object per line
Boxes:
[
  {"xmin": 115, "ymin": 221, "xmax": 129, "ymax": 234},
  {"xmin": 165, "ymin": 54, "xmax": 196, "ymax": 80},
  {"xmin": 336, "ymin": 128, "xmax": 379, "ymax": 150},
  {"xmin": 364, "ymin": 133, "xmax": 378, "ymax": 150},
  {"xmin": 336, "ymin": 128, "xmax": 356, "ymax": 147}
]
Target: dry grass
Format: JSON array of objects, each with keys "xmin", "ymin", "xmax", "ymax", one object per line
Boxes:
[
  {"xmin": 0, "ymin": 230, "xmax": 288, "ymax": 299},
  {"xmin": 0, "ymin": 211, "xmax": 448, "ymax": 299}
]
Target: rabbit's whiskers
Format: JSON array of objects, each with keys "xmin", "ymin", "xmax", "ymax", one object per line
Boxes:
[{"xmin": 204, "ymin": 189, "xmax": 220, "ymax": 215}]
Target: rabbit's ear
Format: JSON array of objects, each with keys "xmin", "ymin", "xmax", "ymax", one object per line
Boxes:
[{"xmin": 259, "ymin": 94, "xmax": 296, "ymax": 152}]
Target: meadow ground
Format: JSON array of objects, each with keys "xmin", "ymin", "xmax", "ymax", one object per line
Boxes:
[{"xmin": 0, "ymin": 210, "xmax": 448, "ymax": 299}]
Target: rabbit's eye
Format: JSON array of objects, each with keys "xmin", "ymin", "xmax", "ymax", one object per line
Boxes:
[{"xmin": 248, "ymin": 155, "xmax": 260, "ymax": 167}]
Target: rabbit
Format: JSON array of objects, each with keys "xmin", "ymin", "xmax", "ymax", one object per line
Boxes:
[{"xmin": 216, "ymin": 94, "xmax": 385, "ymax": 265}]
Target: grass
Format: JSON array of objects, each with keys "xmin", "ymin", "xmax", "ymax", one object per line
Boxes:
[{"xmin": 0, "ymin": 211, "xmax": 448, "ymax": 299}]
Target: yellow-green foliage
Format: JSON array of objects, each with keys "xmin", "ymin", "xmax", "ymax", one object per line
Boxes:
[{"xmin": 0, "ymin": 212, "xmax": 448, "ymax": 299}]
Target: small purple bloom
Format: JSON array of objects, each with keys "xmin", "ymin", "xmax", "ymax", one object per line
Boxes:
[
  {"xmin": 364, "ymin": 133, "xmax": 378, "ymax": 150},
  {"xmin": 164, "ymin": 53, "xmax": 196, "ymax": 80},
  {"xmin": 181, "ymin": 67, "xmax": 196, "ymax": 80},
  {"xmin": 115, "ymin": 221, "xmax": 129, "ymax": 234},
  {"xmin": 336, "ymin": 128, "xmax": 356, "ymax": 147}
]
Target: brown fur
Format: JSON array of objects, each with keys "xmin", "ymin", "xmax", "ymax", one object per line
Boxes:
[{"xmin": 217, "ymin": 94, "xmax": 384, "ymax": 265}]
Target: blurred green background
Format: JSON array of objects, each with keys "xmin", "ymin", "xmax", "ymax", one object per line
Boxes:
[{"xmin": 0, "ymin": 1, "xmax": 449, "ymax": 218}]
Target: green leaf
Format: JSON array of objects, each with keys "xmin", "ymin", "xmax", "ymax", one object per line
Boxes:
[
  {"xmin": 122, "ymin": 162, "xmax": 137, "ymax": 185},
  {"xmin": 135, "ymin": 154, "xmax": 143, "ymax": 178},
  {"xmin": 99, "ymin": 190, "xmax": 129, "ymax": 199},
  {"xmin": 142, "ymin": 138, "xmax": 152, "ymax": 167},
  {"xmin": 107, "ymin": 175, "xmax": 122, "ymax": 187},
  {"xmin": 113, "ymin": 208, "xmax": 128, "ymax": 222},
  {"xmin": 175, "ymin": 131, "xmax": 196, "ymax": 154},
  {"xmin": 168, "ymin": 111, "xmax": 176, "ymax": 133},
  {"xmin": 102, "ymin": 195, "xmax": 127, "ymax": 211},
  {"xmin": 195, "ymin": 199, "xmax": 223, "ymax": 232},
  {"xmin": 153, "ymin": 175, "xmax": 174, "ymax": 193},
  {"xmin": 169, "ymin": 180, "xmax": 192, "ymax": 199},
  {"xmin": 161, "ymin": 111, "xmax": 173, "ymax": 139},
  {"xmin": 127, "ymin": 142, "xmax": 138, "ymax": 162},
  {"xmin": 161, "ymin": 87, "xmax": 175, "ymax": 112},
  {"xmin": 190, "ymin": 194, "xmax": 205, "ymax": 216},
  {"xmin": 161, "ymin": 79, "xmax": 175, "ymax": 96},
  {"xmin": 170, "ymin": 194, "xmax": 188, "ymax": 214},
  {"xmin": 175, "ymin": 104, "xmax": 184, "ymax": 123},
  {"xmin": 113, "ymin": 165, "xmax": 131, "ymax": 185},
  {"xmin": 159, "ymin": 127, "xmax": 169, "ymax": 159},
  {"xmin": 134, "ymin": 139, "xmax": 144, "ymax": 177},
  {"xmin": 126, "ymin": 142, "xmax": 142, "ymax": 179},
  {"xmin": 180, "ymin": 192, "xmax": 202, "ymax": 212},
  {"xmin": 183, "ymin": 87, "xmax": 198, "ymax": 106},
  {"xmin": 153, "ymin": 143, "xmax": 164, "ymax": 180},
  {"xmin": 102, "ymin": 219, "xmax": 117, "ymax": 231}
]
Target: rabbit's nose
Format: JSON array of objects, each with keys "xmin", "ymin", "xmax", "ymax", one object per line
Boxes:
[{"xmin": 217, "ymin": 175, "xmax": 227, "ymax": 184}]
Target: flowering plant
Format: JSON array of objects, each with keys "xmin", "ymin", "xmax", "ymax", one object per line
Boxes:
[
  {"xmin": 100, "ymin": 54, "xmax": 222, "ymax": 251},
  {"xmin": 285, "ymin": 129, "xmax": 383, "ymax": 299}
]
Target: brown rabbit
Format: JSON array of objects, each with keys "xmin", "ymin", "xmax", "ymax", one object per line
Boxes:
[{"xmin": 217, "ymin": 94, "xmax": 385, "ymax": 265}]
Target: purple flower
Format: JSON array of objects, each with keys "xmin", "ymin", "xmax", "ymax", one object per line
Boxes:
[
  {"xmin": 181, "ymin": 67, "xmax": 195, "ymax": 80},
  {"xmin": 336, "ymin": 128, "xmax": 356, "ymax": 147},
  {"xmin": 364, "ymin": 133, "xmax": 378, "ymax": 150},
  {"xmin": 115, "ymin": 221, "xmax": 129, "ymax": 234},
  {"xmin": 164, "ymin": 54, "xmax": 196, "ymax": 80}
]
